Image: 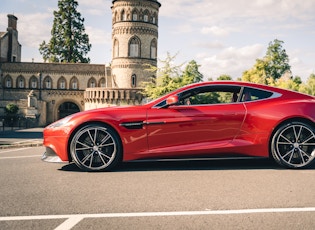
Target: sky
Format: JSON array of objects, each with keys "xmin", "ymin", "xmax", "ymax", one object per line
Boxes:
[{"xmin": 1, "ymin": 0, "xmax": 315, "ymax": 82}]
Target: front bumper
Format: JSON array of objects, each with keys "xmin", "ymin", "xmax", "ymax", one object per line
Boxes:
[{"xmin": 41, "ymin": 147, "xmax": 66, "ymax": 163}]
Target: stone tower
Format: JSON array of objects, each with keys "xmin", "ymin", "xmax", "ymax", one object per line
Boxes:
[{"xmin": 111, "ymin": 0, "xmax": 161, "ymax": 88}]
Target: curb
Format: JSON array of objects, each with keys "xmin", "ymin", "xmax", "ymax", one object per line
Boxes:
[{"xmin": 0, "ymin": 142, "xmax": 43, "ymax": 149}]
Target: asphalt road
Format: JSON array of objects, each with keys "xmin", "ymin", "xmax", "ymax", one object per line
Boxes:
[
  {"xmin": 1, "ymin": 146, "xmax": 315, "ymax": 229},
  {"xmin": 0, "ymin": 128, "xmax": 43, "ymax": 147}
]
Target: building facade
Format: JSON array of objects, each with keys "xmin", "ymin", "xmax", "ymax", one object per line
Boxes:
[{"xmin": 0, "ymin": 0, "xmax": 161, "ymax": 126}]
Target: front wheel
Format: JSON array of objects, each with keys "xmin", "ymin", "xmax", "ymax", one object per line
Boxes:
[
  {"xmin": 70, "ymin": 124, "xmax": 122, "ymax": 172},
  {"xmin": 271, "ymin": 121, "xmax": 315, "ymax": 169}
]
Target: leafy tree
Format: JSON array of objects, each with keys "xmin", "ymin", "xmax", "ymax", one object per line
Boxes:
[
  {"xmin": 242, "ymin": 39, "xmax": 291, "ymax": 84},
  {"xmin": 181, "ymin": 60, "xmax": 204, "ymax": 85},
  {"xmin": 217, "ymin": 75, "xmax": 232, "ymax": 80},
  {"xmin": 242, "ymin": 58, "xmax": 269, "ymax": 84},
  {"xmin": 265, "ymin": 39, "xmax": 291, "ymax": 80},
  {"xmin": 273, "ymin": 72, "xmax": 301, "ymax": 91},
  {"xmin": 5, "ymin": 103, "xmax": 19, "ymax": 115},
  {"xmin": 39, "ymin": 0, "xmax": 91, "ymax": 63},
  {"xmin": 143, "ymin": 53, "xmax": 203, "ymax": 99},
  {"xmin": 299, "ymin": 74, "xmax": 315, "ymax": 96}
]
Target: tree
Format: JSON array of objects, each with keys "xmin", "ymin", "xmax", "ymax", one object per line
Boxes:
[
  {"xmin": 181, "ymin": 60, "xmax": 204, "ymax": 85},
  {"xmin": 142, "ymin": 53, "xmax": 203, "ymax": 99},
  {"xmin": 217, "ymin": 75, "xmax": 232, "ymax": 80},
  {"xmin": 39, "ymin": 0, "xmax": 91, "ymax": 63},
  {"xmin": 242, "ymin": 39, "xmax": 291, "ymax": 84},
  {"xmin": 299, "ymin": 74, "xmax": 315, "ymax": 96},
  {"xmin": 242, "ymin": 58, "xmax": 269, "ymax": 84},
  {"xmin": 274, "ymin": 72, "xmax": 301, "ymax": 91},
  {"xmin": 265, "ymin": 39, "xmax": 291, "ymax": 80}
]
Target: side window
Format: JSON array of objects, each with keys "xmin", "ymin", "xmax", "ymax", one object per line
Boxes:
[
  {"xmin": 179, "ymin": 86, "xmax": 241, "ymax": 105},
  {"xmin": 241, "ymin": 87, "xmax": 273, "ymax": 102}
]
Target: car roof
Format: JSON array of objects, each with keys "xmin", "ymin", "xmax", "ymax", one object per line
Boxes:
[{"xmin": 145, "ymin": 80, "xmax": 314, "ymax": 107}]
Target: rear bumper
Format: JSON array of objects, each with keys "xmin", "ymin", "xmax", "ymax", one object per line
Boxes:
[{"xmin": 41, "ymin": 147, "xmax": 66, "ymax": 163}]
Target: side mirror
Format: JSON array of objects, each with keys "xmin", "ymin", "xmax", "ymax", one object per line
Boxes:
[{"xmin": 166, "ymin": 95, "xmax": 179, "ymax": 106}]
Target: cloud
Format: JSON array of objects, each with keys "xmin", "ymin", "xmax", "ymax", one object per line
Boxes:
[
  {"xmin": 197, "ymin": 44, "xmax": 264, "ymax": 79},
  {"xmin": 193, "ymin": 41, "xmax": 225, "ymax": 50},
  {"xmin": 86, "ymin": 26, "xmax": 111, "ymax": 45},
  {"xmin": 201, "ymin": 26, "xmax": 232, "ymax": 37},
  {"xmin": 159, "ymin": 0, "xmax": 315, "ymax": 25},
  {"xmin": 18, "ymin": 13, "xmax": 52, "ymax": 47},
  {"xmin": 78, "ymin": 0, "xmax": 110, "ymax": 16}
]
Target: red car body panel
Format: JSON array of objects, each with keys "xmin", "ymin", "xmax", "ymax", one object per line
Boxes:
[{"xmin": 43, "ymin": 81, "xmax": 315, "ymax": 163}]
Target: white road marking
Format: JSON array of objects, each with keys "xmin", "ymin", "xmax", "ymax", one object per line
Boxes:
[
  {"xmin": 0, "ymin": 148, "xmax": 32, "ymax": 153},
  {"xmin": 55, "ymin": 216, "xmax": 84, "ymax": 230},
  {"xmin": 0, "ymin": 207, "xmax": 315, "ymax": 230},
  {"xmin": 13, "ymin": 139, "xmax": 42, "ymax": 144}
]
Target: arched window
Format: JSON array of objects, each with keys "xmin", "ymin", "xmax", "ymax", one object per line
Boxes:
[
  {"xmin": 57, "ymin": 77, "xmax": 67, "ymax": 89},
  {"xmin": 29, "ymin": 76, "xmax": 38, "ymax": 89},
  {"xmin": 121, "ymin": 10, "xmax": 126, "ymax": 21},
  {"xmin": 99, "ymin": 78, "xmax": 106, "ymax": 87},
  {"xmin": 143, "ymin": 10, "xmax": 149, "ymax": 22},
  {"xmin": 129, "ymin": 36, "xmax": 140, "ymax": 57},
  {"xmin": 43, "ymin": 76, "xmax": 52, "ymax": 89},
  {"xmin": 17, "ymin": 75, "xmax": 25, "ymax": 88},
  {"xmin": 131, "ymin": 74, "xmax": 137, "ymax": 88},
  {"xmin": 88, "ymin": 77, "xmax": 96, "ymax": 88},
  {"xmin": 113, "ymin": 39, "xmax": 119, "ymax": 58},
  {"xmin": 150, "ymin": 39, "xmax": 157, "ymax": 59},
  {"xmin": 113, "ymin": 11, "xmax": 117, "ymax": 23},
  {"xmin": 152, "ymin": 12, "xmax": 157, "ymax": 24},
  {"xmin": 4, "ymin": 75, "xmax": 12, "ymax": 88},
  {"xmin": 132, "ymin": 9, "xmax": 138, "ymax": 21},
  {"xmin": 70, "ymin": 76, "xmax": 79, "ymax": 90}
]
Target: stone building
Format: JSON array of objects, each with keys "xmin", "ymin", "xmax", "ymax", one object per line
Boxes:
[
  {"xmin": 0, "ymin": 0, "xmax": 161, "ymax": 126},
  {"xmin": 0, "ymin": 14, "xmax": 21, "ymax": 63}
]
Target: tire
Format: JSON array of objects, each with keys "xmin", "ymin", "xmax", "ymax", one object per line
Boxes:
[
  {"xmin": 70, "ymin": 123, "xmax": 122, "ymax": 172},
  {"xmin": 271, "ymin": 121, "xmax": 315, "ymax": 169}
]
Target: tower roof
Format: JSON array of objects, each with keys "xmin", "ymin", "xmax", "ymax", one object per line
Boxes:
[{"xmin": 112, "ymin": 0, "xmax": 161, "ymax": 7}]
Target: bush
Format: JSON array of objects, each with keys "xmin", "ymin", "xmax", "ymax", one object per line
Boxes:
[{"xmin": 5, "ymin": 103, "xmax": 19, "ymax": 115}]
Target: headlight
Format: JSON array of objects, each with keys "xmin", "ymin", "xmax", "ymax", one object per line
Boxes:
[{"xmin": 47, "ymin": 115, "xmax": 73, "ymax": 128}]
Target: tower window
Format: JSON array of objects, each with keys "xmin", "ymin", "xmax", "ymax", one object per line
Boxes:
[
  {"xmin": 113, "ymin": 39, "xmax": 119, "ymax": 58},
  {"xmin": 132, "ymin": 10, "xmax": 138, "ymax": 21},
  {"xmin": 129, "ymin": 37, "xmax": 140, "ymax": 57},
  {"xmin": 131, "ymin": 74, "xmax": 137, "ymax": 87},
  {"xmin": 121, "ymin": 10, "xmax": 126, "ymax": 21},
  {"xmin": 152, "ymin": 12, "xmax": 157, "ymax": 24},
  {"xmin": 150, "ymin": 39, "xmax": 157, "ymax": 59},
  {"xmin": 143, "ymin": 10, "xmax": 149, "ymax": 22}
]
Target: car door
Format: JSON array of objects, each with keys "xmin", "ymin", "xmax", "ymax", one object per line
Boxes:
[{"xmin": 146, "ymin": 85, "xmax": 246, "ymax": 156}]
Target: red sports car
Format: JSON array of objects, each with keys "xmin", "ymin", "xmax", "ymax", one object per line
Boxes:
[{"xmin": 42, "ymin": 81, "xmax": 315, "ymax": 171}]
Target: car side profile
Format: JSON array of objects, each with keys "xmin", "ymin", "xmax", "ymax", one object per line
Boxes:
[{"xmin": 42, "ymin": 81, "xmax": 315, "ymax": 171}]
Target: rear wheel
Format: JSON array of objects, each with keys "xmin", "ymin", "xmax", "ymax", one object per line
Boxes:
[
  {"xmin": 271, "ymin": 121, "xmax": 315, "ymax": 169},
  {"xmin": 70, "ymin": 124, "xmax": 122, "ymax": 171}
]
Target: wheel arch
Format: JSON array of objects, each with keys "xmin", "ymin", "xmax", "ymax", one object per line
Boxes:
[
  {"xmin": 268, "ymin": 117, "xmax": 315, "ymax": 157},
  {"xmin": 67, "ymin": 121, "xmax": 123, "ymax": 163}
]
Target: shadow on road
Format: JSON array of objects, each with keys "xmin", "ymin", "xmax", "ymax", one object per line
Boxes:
[
  {"xmin": 59, "ymin": 158, "xmax": 297, "ymax": 173},
  {"xmin": 0, "ymin": 129, "xmax": 43, "ymax": 139}
]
